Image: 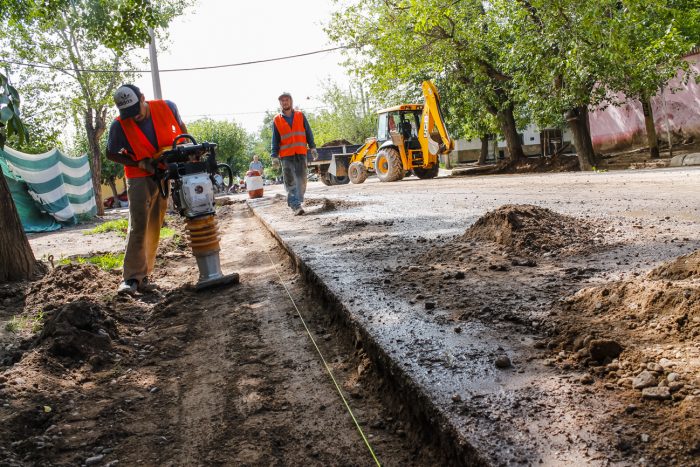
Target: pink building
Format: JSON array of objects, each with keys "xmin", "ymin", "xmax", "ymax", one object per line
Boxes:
[{"xmin": 589, "ymin": 50, "xmax": 700, "ymax": 152}]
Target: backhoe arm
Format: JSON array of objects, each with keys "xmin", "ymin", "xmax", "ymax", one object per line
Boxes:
[{"xmin": 419, "ymin": 81, "xmax": 453, "ymax": 157}]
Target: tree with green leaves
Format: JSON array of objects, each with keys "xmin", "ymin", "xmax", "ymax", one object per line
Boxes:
[
  {"xmin": 305, "ymin": 80, "xmax": 376, "ymax": 146},
  {"xmin": 489, "ymin": 0, "xmax": 697, "ymax": 168},
  {"xmin": 0, "ymin": 0, "xmax": 186, "ymax": 281},
  {"xmin": 327, "ymin": 0, "xmax": 527, "ymax": 162},
  {"xmin": 600, "ymin": 0, "xmax": 698, "ymax": 158},
  {"xmin": 187, "ymin": 118, "xmax": 250, "ymax": 176},
  {"xmin": 1, "ymin": 0, "xmax": 187, "ymax": 216}
]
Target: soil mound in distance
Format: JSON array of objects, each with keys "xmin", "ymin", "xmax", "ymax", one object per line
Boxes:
[
  {"xmin": 462, "ymin": 204, "xmax": 596, "ymax": 255},
  {"xmin": 321, "ymin": 139, "xmax": 353, "ymax": 147},
  {"xmin": 648, "ymin": 250, "xmax": 700, "ymax": 281}
]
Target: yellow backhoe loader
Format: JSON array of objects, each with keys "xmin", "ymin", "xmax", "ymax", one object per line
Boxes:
[{"xmin": 328, "ymin": 80, "xmax": 453, "ymax": 184}]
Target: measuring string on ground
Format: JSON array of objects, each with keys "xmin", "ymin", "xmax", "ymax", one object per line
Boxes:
[{"xmin": 265, "ymin": 250, "xmax": 382, "ymax": 467}]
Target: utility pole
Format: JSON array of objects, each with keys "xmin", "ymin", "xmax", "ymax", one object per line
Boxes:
[{"xmin": 148, "ymin": 28, "xmax": 162, "ymax": 99}]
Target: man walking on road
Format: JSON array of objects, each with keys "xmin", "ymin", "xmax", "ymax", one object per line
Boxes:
[
  {"xmin": 106, "ymin": 84, "xmax": 188, "ymax": 295},
  {"xmin": 271, "ymin": 91, "xmax": 317, "ymax": 216},
  {"xmin": 249, "ymin": 154, "xmax": 264, "ymax": 174}
]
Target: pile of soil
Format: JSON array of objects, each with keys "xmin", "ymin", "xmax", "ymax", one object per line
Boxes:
[
  {"xmin": 462, "ymin": 204, "xmax": 599, "ymax": 255},
  {"xmin": 37, "ymin": 299, "xmax": 118, "ymax": 363},
  {"xmin": 457, "ymin": 154, "xmax": 580, "ymax": 176},
  {"xmin": 321, "ymin": 139, "xmax": 354, "ymax": 147},
  {"xmin": 382, "ymin": 202, "xmax": 699, "ymax": 463},
  {"xmin": 303, "ymin": 197, "xmax": 361, "ymax": 213},
  {"xmin": 648, "ymin": 250, "xmax": 700, "ymax": 281},
  {"xmin": 540, "ymin": 250, "xmax": 700, "ymax": 462},
  {"xmin": 26, "ymin": 264, "xmax": 119, "ymax": 310}
]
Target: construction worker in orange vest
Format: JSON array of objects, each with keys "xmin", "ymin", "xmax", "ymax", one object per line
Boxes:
[
  {"xmin": 271, "ymin": 91, "xmax": 317, "ymax": 216},
  {"xmin": 106, "ymin": 84, "xmax": 188, "ymax": 295}
]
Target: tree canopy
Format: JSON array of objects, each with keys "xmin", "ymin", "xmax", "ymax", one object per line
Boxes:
[{"xmin": 328, "ymin": 0, "xmax": 699, "ymax": 168}]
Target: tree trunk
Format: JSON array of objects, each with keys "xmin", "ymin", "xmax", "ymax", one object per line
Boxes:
[
  {"xmin": 566, "ymin": 106, "xmax": 597, "ymax": 171},
  {"xmin": 641, "ymin": 97, "xmax": 660, "ymax": 159},
  {"xmin": 497, "ymin": 105, "xmax": 524, "ymax": 162},
  {"xmin": 478, "ymin": 135, "xmax": 489, "ymax": 165},
  {"xmin": 85, "ymin": 109, "xmax": 106, "ymax": 216},
  {"xmin": 0, "ymin": 174, "xmax": 36, "ymax": 281},
  {"xmin": 108, "ymin": 177, "xmax": 118, "ymax": 199}
]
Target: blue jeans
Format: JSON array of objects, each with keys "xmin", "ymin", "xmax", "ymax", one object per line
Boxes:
[{"xmin": 280, "ymin": 154, "xmax": 307, "ymax": 209}]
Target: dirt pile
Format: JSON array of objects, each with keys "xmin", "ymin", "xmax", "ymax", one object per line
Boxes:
[
  {"xmin": 456, "ymin": 154, "xmax": 580, "ymax": 176},
  {"xmin": 304, "ymin": 197, "xmax": 361, "ymax": 213},
  {"xmin": 557, "ymin": 249, "xmax": 700, "ymax": 351},
  {"xmin": 648, "ymin": 250, "xmax": 700, "ymax": 280},
  {"xmin": 38, "ymin": 299, "xmax": 118, "ymax": 362},
  {"xmin": 462, "ymin": 204, "xmax": 598, "ymax": 255},
  {"xmin": 25, "ymin": 263, "xmax": 118, "ymax": 311},
  {"xmin": 321, "ymin": 139, "xmax": 353, "ymax": 147}
]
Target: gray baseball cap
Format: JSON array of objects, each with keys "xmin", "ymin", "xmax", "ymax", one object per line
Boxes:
[
  {"xmin": 114, "ymin": 84, "xmax": 142, "ymax": 119},
  {"xmin": 278, "ymin": 91, "xmax": 292, "ymax": 100}
]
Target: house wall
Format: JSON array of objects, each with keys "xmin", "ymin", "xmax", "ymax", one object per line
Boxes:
[{"xmin": 589, "ymin": 52, "xmax": 700, "ymax": 152}]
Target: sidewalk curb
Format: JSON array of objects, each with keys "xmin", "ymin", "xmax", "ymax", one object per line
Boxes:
[
  {"xmin": 670, "ymin": 152, "xmax": 700, "ymax": 167},
  {"xmin": 247, "ymin": 201, "xmax": 485, "ymax": 467}
]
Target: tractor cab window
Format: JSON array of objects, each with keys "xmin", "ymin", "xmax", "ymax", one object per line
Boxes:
[
  {"xmin": 377, "ymin": 113, "xmax": 389, "ymax": 142},
  {"xmin": 378, "ymin": 110, "xmax": 421, "ymax": 142}
]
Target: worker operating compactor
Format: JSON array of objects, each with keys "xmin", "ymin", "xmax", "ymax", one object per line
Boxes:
[{"xmin": 153, "ymin": 134, "xmax": 239, "ymax": 290}]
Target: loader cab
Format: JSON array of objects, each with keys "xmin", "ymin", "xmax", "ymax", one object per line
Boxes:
[{"xmin": 376, "ymin": 105, "xmax": 423, "ymax": 149}]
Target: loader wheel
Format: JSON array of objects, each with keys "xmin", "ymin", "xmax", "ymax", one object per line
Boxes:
[
  {"xmin": 374, "ymin": 147, "xmax": 404, "ymax": 182},
  {"xmin": 332, "ymin": 174, "xmax": 350, "ymax": 185},
  {"xmin": 348, "ymin": 162, "xmax": 368, "ymax": 184},
  {"xmin": 320, "ymin": 173, "xmax": 349, "ymax": 186},
  {"xmin": 413, "ymin": 164, "xmax": 440, "ymax": 179}
]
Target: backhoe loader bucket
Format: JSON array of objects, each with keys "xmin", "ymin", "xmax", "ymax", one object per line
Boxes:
[{"xmin": 328, "ymin": 154, "xmax": 348, "ymax": 177}]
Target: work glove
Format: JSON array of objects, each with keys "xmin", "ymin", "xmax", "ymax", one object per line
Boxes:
[
  {"xmin": 138, "ymin": 158, "xmax": 156, "ymax": 173},
  {"xmin": 311, "ymin": 148, "xmax": 319, "ymax": 161},
  {"xmin": 272, "ymin": 158, "xmax": 280, "ymax": 168}
]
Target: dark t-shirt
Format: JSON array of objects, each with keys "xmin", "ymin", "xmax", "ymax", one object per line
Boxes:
[{"xmin": 107, "ymin": 100, "xmax": 184, "ymax": 156}]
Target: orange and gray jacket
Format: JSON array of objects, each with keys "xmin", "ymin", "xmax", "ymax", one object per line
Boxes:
[{"xmin": 271, "ymin": 110, "xmax": 315, "ymax": 158}]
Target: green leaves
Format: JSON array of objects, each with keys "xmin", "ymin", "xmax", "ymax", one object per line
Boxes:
[
  {"xmin": 328, "ymin": 0, "xmax": 698, "ymax": 140},
  {"xmin": 0, "ymin": 72, "xmax": 29, "ymax": 148}
]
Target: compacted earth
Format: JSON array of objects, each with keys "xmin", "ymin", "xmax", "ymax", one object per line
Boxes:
[{"xmin": 0, "ymin": 205, "xmax": 442, "ymax": 466}]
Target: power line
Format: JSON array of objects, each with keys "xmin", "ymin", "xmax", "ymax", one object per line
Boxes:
[
  {"xmin": 181, "ymin": 105, "xmax": 334, "ymax": 118},
  {"xmin": 0, "ymin": 46, "xmax": 348, "ymax": 74}
]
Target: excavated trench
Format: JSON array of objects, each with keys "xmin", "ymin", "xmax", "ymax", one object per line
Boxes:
[{"xmin": 254, "ymin": 209, "xmax": 480, "ymax": 466}]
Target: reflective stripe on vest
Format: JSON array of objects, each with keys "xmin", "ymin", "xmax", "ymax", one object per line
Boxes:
[
  {"xmin": 117, "ymin": 100, "xmax": 183, "ymax": 179},
  {"xmin": 274, "ymin": 111, "xmax": 308, "ymax": 157}
]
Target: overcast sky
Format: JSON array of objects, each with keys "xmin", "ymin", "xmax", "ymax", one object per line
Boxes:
[{"xmin": 133, "ymin": 0, "xmax": 349, "ymax": 133}]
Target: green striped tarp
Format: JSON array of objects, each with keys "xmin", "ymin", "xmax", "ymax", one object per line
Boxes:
[{"xmin": 1, "ymin": 146, "xmax": 97, "ymax": 227}]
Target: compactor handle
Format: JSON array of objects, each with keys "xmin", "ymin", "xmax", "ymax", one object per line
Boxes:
[{"xmin": 172, "ymin": 134, "xmax": 198, "ymax": 148}]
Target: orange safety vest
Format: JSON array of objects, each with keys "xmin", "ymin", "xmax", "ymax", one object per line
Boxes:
[
  {"xmin": 274, "ymin": 111, "xmax": 308, "ymax": 157},
  {"xmin": 117, "ymin": 100, "xmax": 183, "ymax": 178}
]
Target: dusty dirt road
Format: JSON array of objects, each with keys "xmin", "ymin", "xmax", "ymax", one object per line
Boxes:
[{"xmin": 0, "ymin": 204, "xmax": 441, "ymax": 466}]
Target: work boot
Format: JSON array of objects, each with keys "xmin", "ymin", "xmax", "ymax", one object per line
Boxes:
[
  {"xmin": 293, "ymin": 207, "xmax": 305, "ymax": 216},
  {"xmin": 117, "ymin": 279, "xmax": 138, "ymax": 295},
  {"xmin": 138, "ymin": 276, "xmax": 158, "ymax": 293}
]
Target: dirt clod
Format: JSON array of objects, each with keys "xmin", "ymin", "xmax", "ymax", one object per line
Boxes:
[
  {"xmin": 38, "ymin": 300, "xmax": 117, "ymax": 360},
  {"xmin": 588, "ymin": 339, "xmax": 623, "ymax": 362},
  {"xmin": 462, "ymin": 204, "xmax": 598, "ymax": 255},
  {"xmin": 495, "ymin": 355, "xmax": 511, "ymax": 368}
]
